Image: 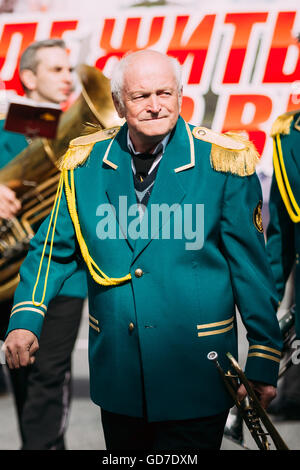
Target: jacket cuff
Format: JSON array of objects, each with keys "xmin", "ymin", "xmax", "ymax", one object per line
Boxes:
[
  {"xmin": 244, "ymin": 345, "xmax": 281, "ymax": 387},
  {"xmin": 5, "ymin": 301, "xmax": 47, "ymax": 339}
]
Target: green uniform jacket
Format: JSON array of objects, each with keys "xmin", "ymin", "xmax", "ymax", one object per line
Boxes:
[
  {"xmin": 267, "ymin": 112, "xmax": 300, "ymax": 338},
  {"xmin": 6, "ymin": 116, "xmax": 282, "ymax": 421},
  {"xmin": 0, "ymin": 119, "xmax": 87, "ymax": 299}
]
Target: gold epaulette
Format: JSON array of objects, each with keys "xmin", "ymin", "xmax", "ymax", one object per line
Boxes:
[
  {"xmin": 192, "ymin": 127, "xmax": 260, "ymax": 176},
  {"xmin": 270, "ymin": 110, "xmax": 300, "ymax": 137},
  {"xmin": 58, "ymin": 126, "xmax": 120, "ymax": 170}
]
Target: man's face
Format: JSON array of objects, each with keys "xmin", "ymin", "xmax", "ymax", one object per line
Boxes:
[
  {"xmin": 115, "ymin": 52, "xmax": 182, "ymax": 152},
  {"xmin": 25, "ymin": 46, "xmax": 73, "ymax": 104}
]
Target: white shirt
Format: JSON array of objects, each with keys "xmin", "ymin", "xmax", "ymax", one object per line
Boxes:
[{"xmin": 127, "ymin": 131, "xmax": 170, "ymax": 176}]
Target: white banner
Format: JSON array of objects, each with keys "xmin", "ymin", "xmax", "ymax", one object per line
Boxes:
[{"xmin": 0, "ymin": 0, "xmax": 300, "ymax": 174}]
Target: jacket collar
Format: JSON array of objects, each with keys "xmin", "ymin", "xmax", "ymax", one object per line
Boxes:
[
  {"xmin": 103, "ymin": 116, "xmax": 194, "ymax": 260},
  {"xmin": 103, "ymin": 116, "xmax": 195, "ymax": 174}
]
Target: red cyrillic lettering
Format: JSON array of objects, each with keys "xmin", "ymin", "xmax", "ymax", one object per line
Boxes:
[
  {"xmin": 223, "ymin": 12, "xmax": 268, "ymax": 83},
  {"xmin": 263, "ymin": 11, "xmax": 300, "ymax": 83},
  {"xmin": 0, "ymin": 22, "xmax": 37, "ymax": 94},
  {"xmin": 222, "ymin": 94, "xmax": 273, "ymax": 155},
  {"xmin": 50, "ymin": 20, "xmax": 78, "ymax": 38},
  {"xmin": 167, "ymin": 15, "xmax": 215, "ymax": 84},
  {"xmin": 95, "ymin": 17, "xmax": 164, "ymax": 70}
]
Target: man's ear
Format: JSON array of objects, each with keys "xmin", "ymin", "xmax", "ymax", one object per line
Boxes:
[
  {"xmin": 112, "ymin": 93, "xmax": 125, "ymax": 119},
  {"xmin": 19, "ymin": 69, "xmax": 37, "ymax": 92}
]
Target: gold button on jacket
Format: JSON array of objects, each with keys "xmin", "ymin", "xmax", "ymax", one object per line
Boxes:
[{"xmin": 134, "ymin": 268, "xmax": 143, "ymax": 278}]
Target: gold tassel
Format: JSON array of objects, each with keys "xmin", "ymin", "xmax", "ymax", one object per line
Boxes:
[
  {"xmin": 57, "ymin": 126, "xmax": 121, "ymax": 171},
  {"xmin": 210, "ymin": 132, "xmax": 260, "ymax": 177},
  {"xmin": 57, "ymin": 142, "xmax": 95, "ymax": 170},
  {"xmin": 270, "ymin": 111, "xmax": 299, "ymax": 137}
]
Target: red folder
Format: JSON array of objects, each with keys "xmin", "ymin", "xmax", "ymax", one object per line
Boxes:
[{"xmin": 4, "ymin": 97, "xmax": 62, "ymax": 139}]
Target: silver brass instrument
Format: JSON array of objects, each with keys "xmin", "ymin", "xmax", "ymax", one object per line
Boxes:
[
  {"xmin": 0, "ymin": 64, "xmax": 123, "ymax": 301},
  {"xmin": 207, "ymin": 351, "xmax": 289, "ymax": 450}
]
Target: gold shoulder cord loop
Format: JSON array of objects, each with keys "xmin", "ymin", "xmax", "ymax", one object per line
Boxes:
[
  {"xmin": 31, "ymin": 134, "xmax": 130, "ymax": 307},
  {"xmin": 32, "ymin": 172, "xmax": 64, "ymax": 306},
  {"xmin": 273, "ymin": 134, "xmax": 300, "ymax": 222},
  {"xmin": 63, "ymin": 168, "xmax": 131, "ymax": 286}
]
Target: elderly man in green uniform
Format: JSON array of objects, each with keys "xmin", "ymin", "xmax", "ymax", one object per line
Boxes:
[
  {"xmin": 3, "ymin": 50, "xmax": 282, "ymax": 450},
  {"xmin": 266, "ymin": 111, "xmax": 300, "ymax": 419},
  {"xmin": 0, "ymin": 39, "xmax": 87, "ymax": 449}
]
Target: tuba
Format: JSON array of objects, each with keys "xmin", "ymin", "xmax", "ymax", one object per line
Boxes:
[
  {"xmin": 0, "ymin": 64, "xmax": 123, "ymax": 301},
  {"xmin": 208, "ymin": 351, "xmax": 289, "ymax": 450}
]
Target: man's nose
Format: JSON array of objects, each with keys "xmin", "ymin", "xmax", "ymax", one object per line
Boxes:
[
  {"xmin": 147, "ymin": 95, "xmax": 161, "ymax": 113},
  {"xmin": 63, "ymin": 68, "xmax": 72, "ymax": 83}
]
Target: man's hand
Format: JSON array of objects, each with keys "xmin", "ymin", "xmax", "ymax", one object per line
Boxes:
[
  {"xmin": 3, "ymin": 329, "xmax": 39, "ymax": 369},
  {"xmin": 0, "ymin": 184, "xmax": 21, "ymax": 219},
  {"xmin": 237, "ymin": 381, "xmax": 277, "ymax": 409}
]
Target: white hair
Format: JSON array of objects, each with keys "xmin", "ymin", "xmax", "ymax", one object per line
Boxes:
[{"xmin": 110, "ymin": 50, "xmax": 182, "ymax": 109}]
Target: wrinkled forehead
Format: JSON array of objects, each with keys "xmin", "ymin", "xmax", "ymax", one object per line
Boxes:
[{"xmin": 123, "ymin": 54, "xmax": 177, "ymax": 92}]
